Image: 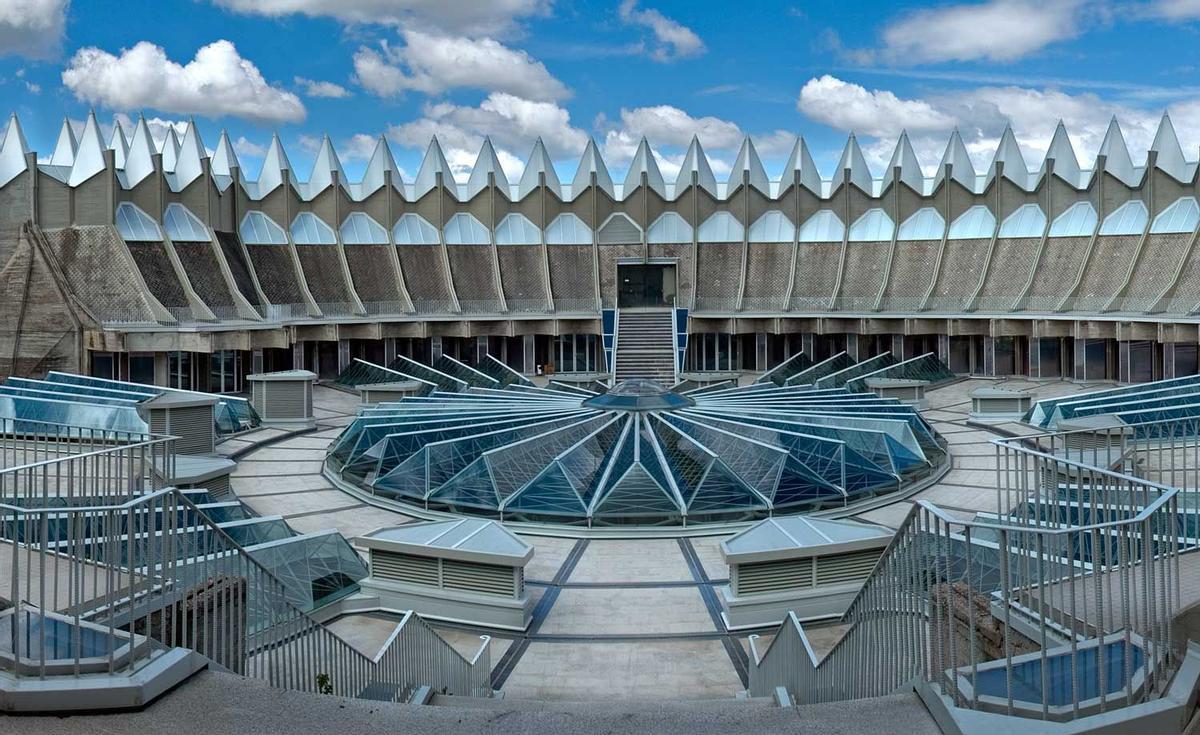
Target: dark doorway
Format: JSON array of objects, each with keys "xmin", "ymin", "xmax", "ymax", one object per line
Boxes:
[{"xmin": 618, "ymin": 263, "xmax": 676, "ymax": 308}]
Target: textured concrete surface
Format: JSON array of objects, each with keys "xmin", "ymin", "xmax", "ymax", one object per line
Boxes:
[{"xmin": 539, "ymin": 587, "xmax": 714, "ymax": 635}]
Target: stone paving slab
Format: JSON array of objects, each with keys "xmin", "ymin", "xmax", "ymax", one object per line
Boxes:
[
  {"xmin": 517, "ymin": 535, "xmax": 577, "ymax": 582},
  {"xmin": 232, "ymin": 474, "xmax": 334, "ymax": 495},
  {"xmin": 233, "ymin": 460, "xmax": 327, "ymax": 476},
  {"xmin": 286, "ymin": 505, "xmax": 414, "ymax": 538},
  {"xmin": 432, "ymin": 625, "xmax": 514, "ymax": 664},
  {"xmin": 243, "ymin": 489, "xmax": 360, "ymax": 517},
  {"xmin": 502, "ymin": 640, "xmax": 742, "ymax": 701},
  {"xmin": 569, "ymin": 539, "xmax": 693, "ymax": 583},
  {"xmin": 539, "ymin": 587, "xmax": 715, "ymax": 636},
  {"xmin": 689, "ymin": 535, "xmax": 732, "ymax": 581}
]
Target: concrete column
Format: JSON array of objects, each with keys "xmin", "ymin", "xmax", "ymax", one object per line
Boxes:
[
  {"xmin": 1029, "ymin": 338, "xmax": 1041, "ymax": 378},
  {"xmin": 846, "ymin": 334, "xmax": 861, "ymax": 362},
  {"xmin": 292, "ymin": 342, "xmax": 305, "ymax": 371},
  {"xmin": 1118, "ymin": 341, "xmax": 1131, "ymax": 383},
  {"xmin": 756, "ymin": 332, "xmax": 768, "ymax": 371},
  {"xmin": 1073, "ymin": 338, "xmax": 1087, "ymax": 382},
  {"xmin": 338, "ymin": 339, "xmax": 350, "ymax": 373},
  {"xmin": 251, "ymin": 349, "xmax": 264, "ymax": 375},
  {"xmin": 890, "ymin": 334, "xmax": 905, "ymax": 361},
  {"xmin": 431, "ymin": 336, "xmax": 443, "ymax": 361},
  {"xmin": 523, "ymin": 334, "xmax": 536, "ymax": 374},
  {"xmin": 801, "ymin": 332, "xmax": 815, "ymax": 358},
  {"xmin": 154, "ymin": 352, "xmax": 169, "ymax": 387},
  {"xmin": 983, "ymin": 336, "xmax": 996, "ymax": 377},
  {"xmin": 937, "ymin": 334, "xmax": 950, "ymax": 366},
  {"xmin": 1164, "ymin": 341, "xmax": 1177, "ymax": 379},
  {"xmin": 476, "ymin": 336, "xmax": 488, "ymax": 365},
  {"xmin": 384, "ymin": 338, "xmax": 397, "ymax": 365}
]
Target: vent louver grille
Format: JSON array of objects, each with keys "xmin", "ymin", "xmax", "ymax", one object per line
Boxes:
[
  {"xmin": 814, "ymin": 549, "xmax": 883, "ymax": 586},
  {"xmin": 371, "ymin": 550, "xmax": 439, "ymax": 586},
  {"xmin": 442, "ymin": 559, "xmax": 516, "ymax": 597},
  {"xmin": 735, "ymin": 548, "xmax": 883, "ymax": 596},
  {"xmin": 370, "ymin": 550, "xmax": 516, "ymax": 598}
]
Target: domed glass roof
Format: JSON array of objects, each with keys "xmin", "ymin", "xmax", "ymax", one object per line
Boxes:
[{"xmin": 327, "ymin": 372, "xmax": 947, "ymax": 528}]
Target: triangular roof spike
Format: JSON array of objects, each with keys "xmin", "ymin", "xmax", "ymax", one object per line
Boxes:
[
  {"xmin": 1095, "ymin": 117, "xmax": 1137, "ymax": 187},
  {"xmin": 0, "ymin": 114, "xmax": 30, "ymax": 189},
  {"xmin": 466, "ymin": 137, "xmax": 509, "ymax": 200},
  {"xmin": 413, "ymin": 136, "xmax": 455, "ymax": 200},
  {"xmin": 122, "ymin": 117, "xmax": 157, "ymax": 188},
  {"xmin": 987, "ymin": 124, "xmax": 1029, "ymax": 188},
  {"xmin": 885, "ymin": 131, "xmax": 925, "ymax": 192},
  {"xmin": 1039, "ymin": 121, "xmax": 1082, "ymax": 186},
  {"xmin": 783, "ymin": 137, "xmax": 822, "ymax": 194},
  {"xmin": 68, "ymin": 111, "xmax": 107, "ymax": 187},
  {"xmin": 621, "ymin": 137, "xmax": 666, "ymax": 198},
  {"xmin": 306, "ymin": 134, "xmax": 345, "ymax": 193},
  {"xmin": 360, "ymin": 135, "xmax": 399, "ymax": 194},
  {"xmin": 833, "ymin": 133, "xmax": 873, "ymax": 193},
  {"xmin": 49, "ymin": 118, "xmax": 77, "ymax": 167},
  {"xmin": 160, "ymin": 126, "xmax": 181, "ymax": 173},
  {"xmin": 210, "ymin": 130, "xmax": 239, "ymax": 177},
  {"xmin": 171, "ymin": 118, "xmax": 208, "ymax": 191},
  {"xmin": 675, "ymin": 135, "xmax": 718, "ymax": 196},
  {"xmin": 728, "ymin": 137, "xmax": 770, "ymax": 196},
  {"xmin": 1151, "ymin": 112, "xmax": 1187, "ymax": 182},
  {"xmin": 519, "ymin": 138, "xmax": 562, "ymax": 200},
  {"xmin": 108, "ymin": 124, "xmax": 129, "ymax": 170},
  {"xmin": 934, "ymin": 129, "xmax": 976, "ymax": 191},
  {"xmin": 570, "ymin": 137, "xmax": 614, "ymax": 197},
  {"xmin": 256, "ymin": 133, "xmax": 294, "ymax": 194}
]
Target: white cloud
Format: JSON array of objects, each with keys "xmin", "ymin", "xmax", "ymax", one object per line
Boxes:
[
  {"xmin": 618, "ymin": 0, "xmax": 705, "ymax": 62},
  {"xmin": 797, "ymin": 76, "xmax": 958, "ymax": 138},
  {"xmin": 295, "ymin": 76, "xmax": 350, "ymax": 98},
  {"xmin": 388, "ymin": 92, "xmax": 588, "ymax": 181},
  {"xmin": 1147, "ymin": 0, "xmax": 1200, "ymax": 19},
  {"xmin": 233, "ymin": 136, "xmax": 267, "ymax": 158},
  {"xmin": 62, "ymin": 40, "xmax": 306, "ymax": 125},
  {"xmin": 112, "ymin": 113, "xmax": 190, "ymax": 149},
  {"xmin": 876, "ymin": 0, "xmax": 1086, "ymax": 64},
  {"xmin": 353, "ymin": 29, "xmax": 569, "ymax": 101},
  {"xmin": 210, "ymin": 0, "xmax": 550, "ymax": 37},
  {"xmin": 0, "ymin": 0, "xmax": 67, "ymax": 59}
]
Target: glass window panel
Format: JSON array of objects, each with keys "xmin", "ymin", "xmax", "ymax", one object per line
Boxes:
[
  {"xmin": 545, "ymin": 213, "xmax": 593, "ymax": 244},
  {"xmin": 697, "ymin": 212, "xmax": 744, "ymax": 243},
  {"xmin": 947, "ymin": 205, "xmax": 996, "ymax": 240},
  {"xmin": 748, "ymin": 211, "xmax": 795, "ymax": 243},
  {"xmin": 1048, "ymin": 201, "xmax": 1098, "ymax": 237},
  {"xmin": 798, "ymin": 210, "xmax": 845, "ymax": 242},
  {"xmin": 495, "ymin": 213, "xmax": 541, "ymax": 245},
  {"xmin": 1098, "ymin": 200, "xmax": 1148, "ymax": 236},
  {"xmin": 1151, "ymin": 197, "xmax": 1200, "ymax": 234},
  {"xmin": 897, "ymin": 208, "xmax": 945, "ymax": 241},
  {"xmin": 290, "ymin": 212, "xmax": 336, "ymax": 244},
  {"xmin": 339, "ymin": 212, "xmax": 388, "ymax": 244},
  {"xmin": 444, "ymin": 213, "xmax": 489, "ymax": 245},
  {"xmin": 162, "ymin": 203, "xmax": 210, "ymax": 242},
  {"xmin": 392, "ymin": 214, "xmax": 439, "ymax": 245},
  {"xmin": 648, "ymin": 212, "xmax": 694, "ymax": 243},
  {"xmin": 240, "ymin": 211, "xmax": 287, "ymax": 245},
  {"xmin": 998, "ymin": 203, "xmax": 1047, "ymax": 238},
  {"xmin": 116, "ymin": 202, "xmax": 163, "ymax": 242},
  {"xmin": 848, "ymin": 208, "xmax": 894, "ymax": 242}
]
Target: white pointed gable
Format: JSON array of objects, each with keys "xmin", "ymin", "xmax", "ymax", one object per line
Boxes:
[
  {"xmin": 675, "ymin": 136, "xmax": 718, "ymax": 197},
  {"xmin": 467, "ymin": 138, "xmax": 508, "ymax": 200},
  {"xmin": 832, "ymin": 134, "xmax": 873, "ymax": 193},
  {"xmin": 571, "ymin": 138, "xmax": 613, "ymax": 199},
  {"xmin": 784, "ymin": 137, "xmax": 822, "ymax": 195},
  {"xmin": 109, "ymin": 125, "xmax": 128, "ymax": 170},
  {"xmin": 359, "ymin": 136, "xmax": 399, "ymax": 198},
  {"xmin": 0, "ymin": 115, "xmax": 29, "ymax": 189},
  {"xmin": 729, "ymin": 137, "xmax": 770, "ymax": 196},
  {"xmin": 306, "ymin": 135, "xmax": 345, "ymax": 195},
  {"xmin": 211, "ymin": 131, "xmax": 239, "ymax": 176},
  {"xmin": 414, "ymin": 137, "xmax": 455, "ymax": 200},
  {"xmin": 160, "ymin": 127, "xmax": 181, "ymax": 174},
  {"xmin": 255, "ymin": 134, "xmax": 293, "ymax": 197},
  {"xmin": 519, "ymin": 138, "xmax": 561, "ymax": 200},
  {"xmin": 68, "ymin": 112, "xmax": 107, "ymax": 186},
  {"xmin": 1151, "ymin": 113, "xmax": 1188, "ymax": 183},
  {"xmin": 885, "ymin": 132, "xmax": 924, "ymax": 192},
  {"xmin": 170, "ymin": 119, "xmax": 207, "ymax": 192},
  {"xmin": 121, "ymin": 118, "xmax": 157, "ymax": 189},
  {"xmin": 1040, "ymin": 122, "xmax": 1082, "ymax": 187},
  {"xmin": 622, "ymin": 138, "xmax": 666, "ymax": 199},
  {"xmin": 1096, "ymin": 118, "xmax": 1137, "ymax": 187},
  {"xmin": 934, "ymin": 130, "xmax": 975, "ymax": 191},
  {"xmin": 49, "ymin": 119, "xmax": 76, "ymax": 167},
  {"xmin": 988, "ymin": 126, "xmax": 1030, "ymax": 190}
]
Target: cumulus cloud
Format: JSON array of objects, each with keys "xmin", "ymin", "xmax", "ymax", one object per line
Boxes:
[
  {"xmin": 874, "ymin": 0, "xmax": 1086, "ymax": 64},
  {"xmin": 62, "ymin": 40, "xmax": 306, "ymax": 125},
  {"xmin": 354, "ymin": 30, "xmax": 569, "ymax": 101},
  {"xmin": 210, "ymin": 0, "xmax": 549, "ymax": 37},
  {"xmin": 0, "ymin": 0, "xmax": 67, "ymax": 59},
  {"xmin": 797, "ymin": 76, "xmax": 958, "ymax": 139},
  {"xmin": 618, "ymin": 0, "xmax": 705, "ymax": 62},
  {"xmin": 388, "ymin": 92, "xmax": 588, "ymax": 181},
  {"xmin": 233, "ymin": 135, "xmax": 267, "ymax": 158},
  {"xmin": 295, "ymin": 76, "xmax": 350, "ymax": 98}
]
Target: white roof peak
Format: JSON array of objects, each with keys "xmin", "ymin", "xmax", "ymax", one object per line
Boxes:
[
  {"xmin": 255, "ymin": 134, "xmax": 294, "ymax": 195},
  {"xmin": 1151, "ymin": 111, "xmax": 1187, "ymax": 182},
  {"xmin": 108, "ymin": 124, "xmax": 129, "ymax": 170},
  {"xmin": 160, "ymin": 126, "xmax": 181, "ymax": 173},
  {"xmin": 414, "ymin": 136, "xmax": 455, "ymax": 200},
  {"xmin": 122, "ymin": 117, "xmax": 157, "ymax": 188},
  {"xmin": 833, "ymin": 133, "xmax": 872, "ymax": 192},
  {"xmin": 210, "ymin": 130, "xmax": 239, "ymax": 178},
  {"xmin": 729, "ymin": 137, "xmax": 770, "ymax": 196},
  {"xmin": 519, "ymin": 137, "xmax": 561, "ymax": 200},
  {"xmin": 987, "ymin": 124, "xmax": 1029, "ymax": 189},
  {"xmin": 170, "ymin": 119, "xmax": 208, "ymax": 192},
  {"xmin": 676, "ymin": 135, "xmax": 717, "ymax": 197},
  {"xmin": 49, "ymin": 117, "xmax": 77, "ymax": 168},
  {"xmin": 307, "ymin": 134, "xmax": 345, "ymax": 193},
  {"xmin": 467, "ymin": 137, "xmax": 507, "ymax": 199},
  {"xmin": 1096, "ymin": 117, "xmax": 1137, "ymax": 186},
  {"xmin": 784, "ymin": 137, "xmax": 822, "ymax": 194},
  {"xmin": 571, "ymin": 137, "xmax": 614, "ymax": 198},
  {"xmin": 0, "ymin": 114, "xmax": 30, "ymax": 189},
  {"xmin": 886, "ymin": 131, "xmax": 925, "ymax": 192},
  {"xmin": 622, "ymin": 137, "xmax": 666, "ymax": 199},
  {"xmin": 68, "ymin": 111, "xmax": 107, "ymax": 187},
  {"xmin": 935, "ymin": 129, "xmax": 975, "ymax": 191},
  {"xmin": 1041, "ymin": 120, "xmax": 1082, "ymax": 186},
  {"xmin": 360, "ymin": 135, "xmax": 399, "ymax": 196}
]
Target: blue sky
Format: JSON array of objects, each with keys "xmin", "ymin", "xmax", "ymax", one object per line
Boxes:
[{"xmin": 4, "ymin": 0, "xmax": 1200, "ymax": 185}]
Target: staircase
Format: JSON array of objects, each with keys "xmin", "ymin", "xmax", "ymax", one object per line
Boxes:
[{"xmin": 614, "ymin": 309, "xmax": 675, "ymax": 383}]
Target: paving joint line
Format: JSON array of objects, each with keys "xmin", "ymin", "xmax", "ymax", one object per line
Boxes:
[{"xmin": 679, "ymin": 537, "xmax": 749, "ymax": 687}]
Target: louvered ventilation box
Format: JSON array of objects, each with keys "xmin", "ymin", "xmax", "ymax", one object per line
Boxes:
[
  {"xmin": 718, "ymin": 516, "xmax": 891, "ymax": 630},
  {"xmin": 358, "ymin": 518, "xmax": 535, "ymax": 631},
  {"xmin": 358, "ymin": 380, "xmax": 424, "ymax": 405},
  {"xmin": 865, "ymin": 377, "xmax": 929, "ymax": 409},
  {"xmin": 247, "ymin": 370, "xmax": 316, "ymax": 428},
  {"xmin": 139, "ymin": 392, "xmax": 219, "ymax": 455},
  {"xmin": 969, "ymin": 386, "xmax": 1034, "ymax": 424}
]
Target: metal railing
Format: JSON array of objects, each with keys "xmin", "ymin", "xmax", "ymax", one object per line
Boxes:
[
  {"xmin": 0, "ymin": 488, "xmax": 491, "ymax": 701},
  {"xmin": 749, "ymin": 432, "xmax": 1183, "ymax": 721}
]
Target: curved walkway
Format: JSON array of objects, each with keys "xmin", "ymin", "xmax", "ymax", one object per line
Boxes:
[{"xmin": 225, "ymin": 377, "xmax": 1100, "ymax": 702}]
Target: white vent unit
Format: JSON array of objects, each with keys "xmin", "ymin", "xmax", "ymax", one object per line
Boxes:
[{"xmin": 247, "ymin": 370, "xmax": 316, "ymax": 428}]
